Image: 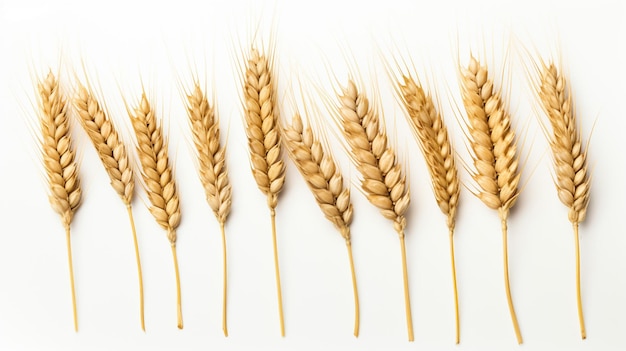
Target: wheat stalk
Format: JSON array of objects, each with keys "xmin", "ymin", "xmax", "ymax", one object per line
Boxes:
[
  {"xmin": 185, "ymin": 83, "xmax": 232, "ymax": 336},
  {"xmin": 128, "ymin": 92, "xmax": 183, "ymax": 329},
  {"xmin": 335, "ymin": 79, "xmax": 413, "ymax": 341},
  {"xmin": 242, "ymin": 46, "xmax": 286, "ymax": 336},
  {"xmin": 459, "ymin": 56, "xmax": 523, "ymax": 344},
  {"xmin": 397, "ymin": 75, "xmax": 461, "ymax": 343},
  {"xmin": 283, "ymin": 112, "xmax": 359, "ymax": 336},
  {"xmin": 37, "ymin": 71, "xmax": 82, "ymax": 331},
  {"xmin": 73, "ymin": 83, "xmax": 145, "ymax": 331},
  {"xmin": 537, "ymin": 62, "xmax": 590, "ymax": 339}
]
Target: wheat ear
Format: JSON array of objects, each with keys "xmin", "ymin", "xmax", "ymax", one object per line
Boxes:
[
  {"xmin": 398, "ymin": 75, "xmax": 461, "ymax": 343},
  {"xmin": 38, "ymin": 71, "xmax": 82, "ymax": 331},
  {"xmin": 242, "ymin": 47, "xmax": 286, "ymax": 336},
  {"xmin": 336, "ymin": 79, "xmax": 413, "ymax": 341},
  {"xmin": 185, "ymin": 84, "xmax": 232, "ymax": 336},
  {"xmin": 128, "ymin": 93, "xmax": 183, "ymax": 329},
  {"xmin": 538, "ymin": 63, "xmax": 590, "ymax": 339},
  {"xmin": 74, "ymin": 84, "xmax": 145, "ymax": 331},
  {"xmin": 459, "ymin": 56, "xmax": 523, "ymax": 344},
  {"xmin": 283, "ymin": 112, "xmax": 359, "ymax": 336}
]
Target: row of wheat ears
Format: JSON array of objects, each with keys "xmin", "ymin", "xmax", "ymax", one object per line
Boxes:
[{"xmin": 36, "ymin": 47, "xmax": 590, "ymax": 344}]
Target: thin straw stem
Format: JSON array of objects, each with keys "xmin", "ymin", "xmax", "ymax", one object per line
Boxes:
[
  {"xmin": 170, "ymin": 243, "xmax": 183, "ymax": 329},
  {"xmin": 270, "ymin": 208, "xmax": 285, "ymax": 336},
  {"xmin": 501, "ymin": 218, "xmax": 522, "ymax": 344},
  {"xmin": 399, "ymin": 232, "xmax": 414, "ymax": 341},
  {"xmin": 65, "ymin": 226, "xmax": 78, "ymax": 332},
  {"xmin": 573, "ymin": 223, "xmax": 586, "ymax": 339},
  {"xmin": 126, "ymin": 205, "xmax": 145, "ymax": 331},
  {"xmin": 449, "ymin": 227, "xmax": 460, "ymax": 344},
  {"xmin": 221, "ymin": 222, "xmax": 229, "ymax": 337},
  {"xmin": 346, "ymin": 242, "xmax": 360, "ymax": 337}
]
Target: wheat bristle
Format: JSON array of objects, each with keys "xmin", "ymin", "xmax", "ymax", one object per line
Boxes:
[
  {"xmin": 39, "ymin": 71, "xmax": 82, "ymax": 229},
  {"xmin": 186, "ymin": 84, "xmax": 232, "ymax": 224},
  {"xmin": 243, "ymin": 47, "xmax": 285, "ymax": 209},
  {"xmin": 538, "ymin": 64, "xmax": 590, "ymax": 224},
  {"xmin": 398, "ymin": 75, "xmax": 460, "ymax": 230},
  {"xmin": 128, "ymin": 93, "xmax": 181, "ymax": 243},
  {"xmin": 74, "ymin": 84, "xmax": 134, "ymax": 205},
  {"xmin": 283, "ymin": 112, "xmax": 353, "ymax": 241}
]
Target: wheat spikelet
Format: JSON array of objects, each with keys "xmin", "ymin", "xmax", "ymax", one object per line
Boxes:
[
  {"xmin": 38, "ymin": 71, "xmax": 82, "ymax": 331},
  {"xmin": 73, "ymin": 83, "xmax": 145, "ymax": 331},
  {"xmin": 537, "ymin": 62, "xmax": 590, "ymax": 339},
  {"xmin": 185, "ymin": 83, "xmax": 232, "ymax": 336},
  {"xmin": 128, "ymin": 92, "xmax": 183, "ymax": 329},
  {"xmin": 335, "ymin": 79, "xmax": 413, "ymax": 341},
  {"xmin": 242, "ymin": 46, "xmax": 286, "ymax": 336},
  {"xmin": 283, "ymin": 112, "xmax": 359, "ymax": 336},
  {"xmin": 397, "ymin": 75, "xmax": 461, "ymax": 343},
  {"xmin": 459, "ymin": 56, "xmax": 523, "ymax": 344}
]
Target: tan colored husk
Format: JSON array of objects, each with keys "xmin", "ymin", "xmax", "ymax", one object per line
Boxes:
[
  {"xmin": 74, "ymin": 84, "xmax": 134, "ymax": 205},
  {"xmin": 283, "ymin": 112, "xmax": 360, "ymax": 336},
  {"xmin": 335, "ymin": 79, "xmax": 413, "ymax": 341},
  {"xmin": 459, "ymin": 55, "xmax": 523, "ymax": 344},
  {"xmin": 185, "ymin": 83, "xmax": 232, "ymax": 336},
  {"xmin": 128, "ymin": 93, "xmax": 181, "ymax": 243},
  {"xmin": 397, "ymin": 74, "xmax": 461, "ymax": 343},
  {"xmin": 537, "ymin": 62, "xmax": 590, "ymax": 339},
  {"xmin": 38, "ymin": 71, "xmax": 82, "ymax": 332},
  {"xmin": 39, "ymin": 72, "xmax": 82, "ymax": 228}
]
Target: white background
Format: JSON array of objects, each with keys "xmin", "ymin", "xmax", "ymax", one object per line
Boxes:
[{"xmin": 1, "ymin": 0, "xmax": 625, "ymax": 350}]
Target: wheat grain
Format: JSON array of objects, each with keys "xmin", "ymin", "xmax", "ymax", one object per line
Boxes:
[
  {"xmin": 38, "ymin": 71, "xmax": 82, "ymax": 331},
  {"xmin": 397, "ymin": 74, "xmax": 461, "ymax": 343},
  {"xmin": 73, "ymin": 83, "xmax": 145, "ymax": 331},
  {"xmin": 242, "ymin": 46, "xmax": 286, "ymax": 336},
  {"xmin": 185, "ymin": 83, "xmax": 232, "ymax": 336},
  {"xmin": 335, "ymin": 79, "xmax": 413, "ymax": 341},
  {"xmin": 459, "ymin": 56, "xmax": 523, "ymax": 344},
  {"xmin": 537, "ymin": 62, "xmax": 590, "ymax": 339},
  {"xmin": 283, "ymin": 112, "xmax": 359, "ymax": 336},
  {"xmin": 128, "ymin": 92, "xmax": 183, "ymax": 329}
]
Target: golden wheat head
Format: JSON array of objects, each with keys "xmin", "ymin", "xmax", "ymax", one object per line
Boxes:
[
  {"xmin": 243, "ymin": 47, "xmax": 285, "ymax": 210},
  {"xmin": 398, "ymin": 75, "xmax": 460, "ymax": 230},
  {"xmin": 538, "ymin": 63, "xmax": 590, "ymax": 224},
  {"xmin": 337, "ymin": 79, "xmax": 410, "ymax": 234},
  {"xmin": 128, "ymin": 93, "xmax": 181, "ymax": 244},
  {"xmin": 74, "ymin": 84, "xmax": 134, "ymax": 205},
  {"xmin": 283, "ymin": 112, "xmax": 353, "ymax": 241},
  {"xmin": 186, "ymin": 84, "xmax": 232, "ymax": 224},
  {"xmin": 39, "ymin": 71, "xmax": 82, "ymax": 228},
  {"xmin": 459, "ymin": 56, "xmax": 520, "ymax": 216}
]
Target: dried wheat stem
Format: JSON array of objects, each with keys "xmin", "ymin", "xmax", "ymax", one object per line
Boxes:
[
  {"xmin": 501, "ymin": 215, "xmax": 522, "ymax": 343},
  {"xmin": 459, "ymin": 56, "xmax": 522, "ymax": 344},
  {"xmin": 185, "ymin": 84, "xmax": 232, "ymax": 335},
  {"xmin": 38, "ymin": 71, "xmax": 82, "ymax": 331},
  {"xmin": 336, "ymin": 80, "xmax": 412, "ymax": 341},
  {"xmin": 283, "ymin": 112, "xmax": 359, "ymax": 336},
  {"xmin": 398, "ymin": 75, "xmax": 460, "ymax": 343},
  {"xmin": 129, "ymin": 93, "xmax": 183, "ymax": 329},
  {"xmin": 220, "ymin": 222, "xmax": 228, "ymax": 336},
  {"xmin": 74, "ymin": 84, "xmax": 145, "ymax": 330},
  {"xmin": 243, "ymin": 47, "xmax": 286, "ymax": 336},
  {"xmin": 537, "ymin": 63, "xmax": 589, "ymax": 339}
]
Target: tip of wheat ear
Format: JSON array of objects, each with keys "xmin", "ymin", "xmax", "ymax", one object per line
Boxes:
[
  {"xmin": 128, "ymin": 93, "xmax": 181, "ymax": 244},
  {"xmin": 243, "ymin": 47, "xmax": 285, "ymax": 209},
  {"xmin": 74, "ymin": 84, "xmax": 134, "ymax": 205},
  {"xmin": 283, "ymin": 112, "xmax": 353, "ymax": 241},
  {"xmin": 39, "ymin": 71, "xmax": 82, "ymax": 228},
  {"xmin": 538, "ymin": 63, "xmax": 590, "ymax": 224},
  {"xmin": 337, "ymin": 79, "xmax": 410, "ymax": 234},
  {"xmin": 459, "ymin": 56, "xmax": 521, "ymax": 215},
  {"xmin": 186, "ymin": 84, "xmax": 232, "ymax": 224},
  {"xmin": 398, "ymin": 75, "xmax": 460, "ymax": 229}
]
